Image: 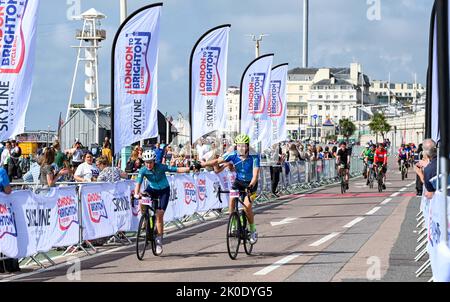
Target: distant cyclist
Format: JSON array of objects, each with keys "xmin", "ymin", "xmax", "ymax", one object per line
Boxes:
[
  {"xmin": 201, "ymin": 134, "xmax": 260, "ymax": 244},
  {"xmin": 360, "ymin": 143, "xmax": 370, "ymax": 179},
  {"xmin": 134, "ymin": 150, "xmax": 199, "ymax": 255},
  {"xmin": 364, "ymin": 144, "xmax": 376, "ymax": 185},
  {"xmin": 336, "ymin": 142, "xmax": 350, "ymax": 190},
  {"xmin": 374, "ymin": 143, "xmax": 388, "ymax": 189},
  {"xmin": 397, "ymin": 144, "xmax": 409, "ymax": 171}
]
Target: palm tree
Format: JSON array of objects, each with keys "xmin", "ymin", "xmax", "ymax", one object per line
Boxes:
[
  {"xmin": 369, "ymin": 113, "xmax": 392, "ymax": 143},
  {"xmin": 339, "ymin": 118, "xmax": 356, "ymax": 143}
]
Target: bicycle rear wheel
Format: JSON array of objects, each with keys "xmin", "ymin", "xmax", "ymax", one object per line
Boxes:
[
  {"xmin": 369, "ymin": 171, "xmax": 374, "ymax": 189},
  {"xmin": 340, "ymin": 174, "xmax": 346, "ymax": 194},
  {"xmin": 378, "ymin": 173, "xmax": 383, "ymax": 192},
  {"xmin": 136, "ymin": 215, "xmax": 150, "ymax": 261},
  {"xmin": 241, "ymin": 212, "xmax": 253, "ymax": 255},
  {"xmin": 227, "ymin": 212, "xmax": 241, "ymax": 260}
]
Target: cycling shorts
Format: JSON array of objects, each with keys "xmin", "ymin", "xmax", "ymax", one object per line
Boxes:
[
  {"xmin": 231, "ymin": 179, "xmax": 258, "ymax": 202},
  {"xmin": 144, "ymin": 186, "xmax": 171, "ymax": 211}
]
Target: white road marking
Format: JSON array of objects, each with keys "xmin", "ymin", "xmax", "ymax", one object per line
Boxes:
[
  {"xmin": 399, "ymin": 187, "xmax": 407, "ymax": 192},
  {"xmin": 270, "ymin": 217, "xmax": 298, "ymax": 227},
  {"xmin": 381, "ymin": 198, "xmax": 392, "ymax": 205},
  {"xmin": 366, "ymin": 207, "xmax": 381, "ymax": 215},
  {"xmin": 309, "ymin": 232, "xmax": 340, "ymax": 247},
  {"xmin": 343, "ymin": 217, "xmax": 365, "ymax": 228},
  {"xmin": 390, "ymin": 192, "xmax": 400, "ymax": 197},
  {"xmin": 254, "ymin": 253, "xmax": 301, "ymax": 276}
]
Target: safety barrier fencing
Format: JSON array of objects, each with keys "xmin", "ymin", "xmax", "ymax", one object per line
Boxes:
[
  {"xmin": 415, "ymin": 191, "xmax": 450, "ymax": 282},
  {"xmin": 0, "ymin": 156, "xmax": 364, "ymax": 271}
]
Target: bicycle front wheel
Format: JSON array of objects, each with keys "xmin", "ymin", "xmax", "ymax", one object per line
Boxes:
[
  {"xmin": 150, "ymin": 215, "xmax": 159, "ymax": 256},
  {"xmin": 378, "ymin": 175, "xmax": 383, "ymax": 192},
  {"xmin": 227, "ymin": 212, "xmax": 241, "ymax": 260},
  {"xmin": 241, "ymin": 212, "xmax": 253, "ymax": 255},
  {"xmin": 136, "ymin": 215, "xmax": 150, "ymax": 261}
]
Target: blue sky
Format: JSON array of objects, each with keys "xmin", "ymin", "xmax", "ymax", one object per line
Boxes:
[{"xmin": 27, "ymin": 0, "xmax": 434, "ymax": 130}]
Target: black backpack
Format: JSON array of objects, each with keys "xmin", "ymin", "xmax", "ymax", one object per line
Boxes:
[{"xmin": 125, "ymin": 159, "xmax": 135, "ymax": 173}]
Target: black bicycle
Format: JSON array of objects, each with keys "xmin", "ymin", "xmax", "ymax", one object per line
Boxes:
[
  {"xmin": 367, "ymin": 163, "xmax": 376, "ymax": 189},
  {"xmin": 217, "ymin": 187, "xmax": 254, "ymax": 260},
  {"xmin": 400, "ymin": 159, "xmax": 408, "ymax": 181},
  {"xmin": 375, "ymin": 164, "xmax": 385, "ymax": 192},
  {"xmin": 133, "ymin": 193, "xmax": 159, "ymax": 260},
  {"xmin": 338, "ymin": 163, "xmax": 348, "ymax": 194}
]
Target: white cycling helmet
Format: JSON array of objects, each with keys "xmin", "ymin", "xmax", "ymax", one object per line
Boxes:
[{"xmin": 142, "ymin": 149, "xmax": 157, "ymax": 161}]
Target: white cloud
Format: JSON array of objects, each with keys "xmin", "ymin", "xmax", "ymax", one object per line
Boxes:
[{"xmin": 170, "ymin": 66, "xmax": 186, "ymax": 81}]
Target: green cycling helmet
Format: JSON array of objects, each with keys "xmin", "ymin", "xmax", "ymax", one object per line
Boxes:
[{"xmin": 234, "ymin": 134, "xmax": 250, "ymax": 144}]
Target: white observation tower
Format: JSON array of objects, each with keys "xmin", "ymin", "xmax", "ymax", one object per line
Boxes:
[{"xmin": 66, "ymin": 8, "xmax": 106, "ymax": 144}]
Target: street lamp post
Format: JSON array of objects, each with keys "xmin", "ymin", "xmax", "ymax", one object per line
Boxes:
[
  {"xmin": 312, "ymin": 114, "xmax": 318, "ymax": 144},
  {"xmin": 47, "ymin": 125, "xmax": 50, "ymax": 148}
]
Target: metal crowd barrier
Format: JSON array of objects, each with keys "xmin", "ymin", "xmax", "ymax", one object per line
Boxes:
[
  {"xmin": 4, "ymin": 156, "xmax": 366, "ymax": 272},
  {"xmin": 415, "ymin": 204, "xmax": 433, "ymax": 282}
]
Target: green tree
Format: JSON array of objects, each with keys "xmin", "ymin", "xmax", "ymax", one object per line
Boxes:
[
  {"xmin": 368, "ymin": 113, "xmax": 392, "ymax": 142},
  {"xmin": 339, "ymin": 118, "xmax": 356, "ymax": 143}
]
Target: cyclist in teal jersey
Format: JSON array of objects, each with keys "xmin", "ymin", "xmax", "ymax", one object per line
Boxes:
[
  {"xmin": 201, "ymin": 134, "xmax": 260, "ymax": 244},
  {"xmin": 134, "ymin": 150, "xmax": 199, "ymax": 255}
]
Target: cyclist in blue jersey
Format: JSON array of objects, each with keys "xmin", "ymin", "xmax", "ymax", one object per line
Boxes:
[
  {"xmin": 201, "ymin": 134, "xmax": 260, "ymax": 244},
  {"xmin": 134, "ymin": 149, "xmax": 198, "ymax": 255}
]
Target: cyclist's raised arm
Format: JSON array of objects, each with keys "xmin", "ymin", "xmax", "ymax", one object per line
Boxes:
[
  {"xmin": 202, "ymin": 156, "xmax": 226, "ymax": 168},
  {"xmin": 134, "ymin": 168, "xmax": 145, "ymax": 197}
]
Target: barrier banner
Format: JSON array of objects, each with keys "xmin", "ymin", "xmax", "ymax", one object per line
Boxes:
[
  {"xmin": 0, "ymin": 188, "xmax": 80, "ymax": 258},
  {"xmin": 49, "ymin": 186, "xmax": 79, "ymax": 247},
  {"xmin": 195, "ymin": 172, "xmax": 220, "ymax": 212},
  {"xmin": 0, "ymin": 0, "xmax": 39, "ymax": 141},
  {"xmin": 110, "ymin": 181, "xmax": 133, "ymax": 232},
  {"xmin": 190, "ymin": 25, "xmax": 230, "ymax": 142},
  {"xmin": 113, "ymin": 4, "xmax": 162, "ymax": 153},
  {"xmin": 207, "ymin": 172, "xmax": 225, "ymax": 209},
  {"xmin": 0, "ymin": 193, "xmax": 20, "ymax": 258},
  {"xmin": 427, "ymin": 192, "xmax": 450, "ymax": 282},
  {"xmin": 172, "ymin": 174, "xmax": 198, "ymax": 219},
  {"xmin": 80, "ymin": 183, "xmax": 116, "ymax": 241},
  {"xmin": 216, "ymin": 169, "xmax": 231, "ymax": 207}
]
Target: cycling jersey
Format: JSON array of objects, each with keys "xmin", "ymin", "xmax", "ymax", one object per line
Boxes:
[
  {"xmin": 398, "ymin": 148, "xmax": 408, "ymax": 159},
  {"xmin": 136, "ymin": 163, "xmax": 178, "ymax": 190},
  {"xmin": 222, "ymin": 150, "xmax": 260, "ymax": 182},
  {"xmin": 374, "ymin": 149, "xmax": 388, "ymax": 165},
  {"xmin": 364, "ymin": 149, "xmax": 375, "ymax": 162}
]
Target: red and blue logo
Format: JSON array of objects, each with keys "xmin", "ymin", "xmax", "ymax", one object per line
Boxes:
[
  {"xmin": 199, "ymin": 47, "xmax": 221, "ymax": 96},
  {"xmin": 57, "ymin": 196, "xmax": 79, "ymax": 231},
  {"xmin": 197, "ymin": 178, "xmax": 206, "ymax": 201},
  {"xmin": 0, "ymin": 203, "xmax": 17, "ymax": 239},
  {"xmin": 248, "ymin": 73, "xmax": 267, "ymax": 114},
  {"xmin": 0, "ymin": 0, "xmax": 28, "ymax": 74},
  {"xmin": 124, "ymin": 32, "xmax": 151, "ymax": 95},
  {"xmin": 268, "ymin": 80, "xmax": 283, "ymax": 117},
  {"xmin": 183, "ymin": 182, "xmax": 197, "ymax": 205},
  {"xmin": 87, "ymin": 193, "xmax": 108, "ymax": 223}
]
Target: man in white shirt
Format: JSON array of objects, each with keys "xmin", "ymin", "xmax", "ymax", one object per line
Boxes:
[
  {"xmin": 196, "ymin": 139, "xmax": 208, "ymax": 161},
  {"xmin": 1, "ymin": 141, "xmax": 11, "ymax": 171}
]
